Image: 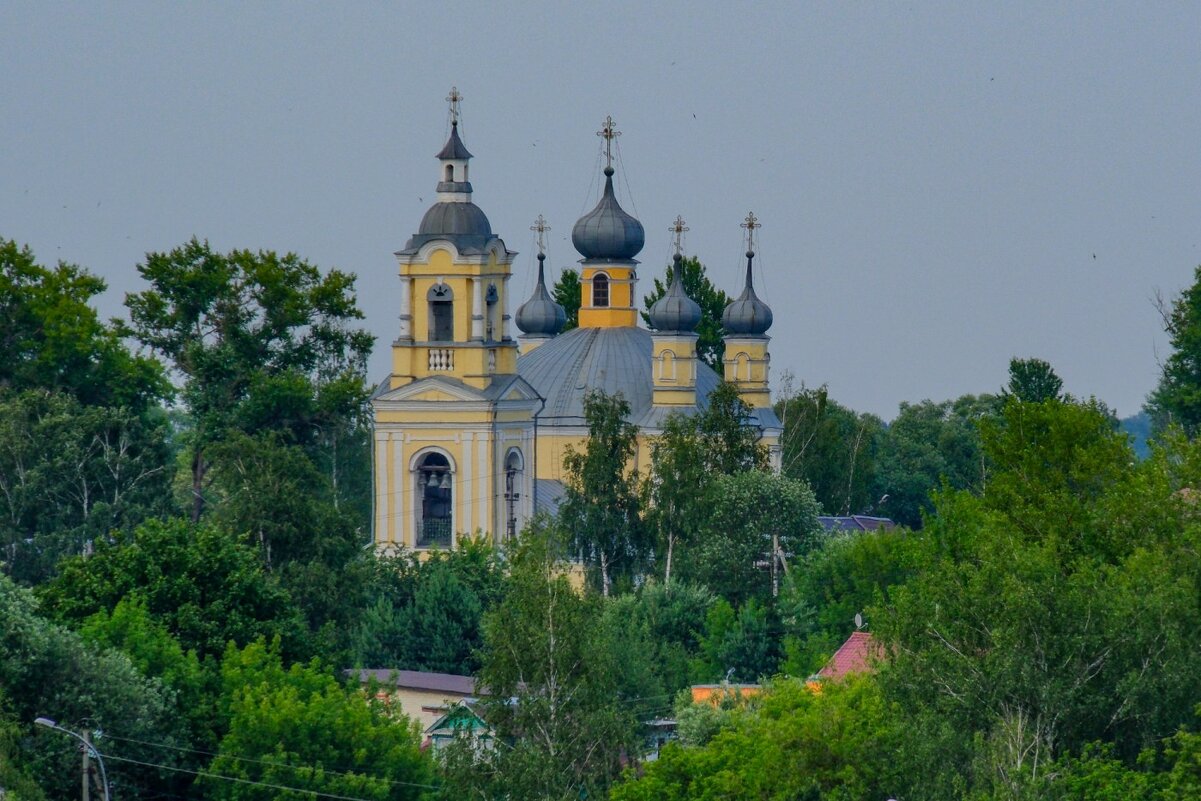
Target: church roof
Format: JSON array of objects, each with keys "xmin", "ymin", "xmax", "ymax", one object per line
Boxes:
[{"xmin": 517, "ymin": 326, "xmax": 720, "ymax": 428}]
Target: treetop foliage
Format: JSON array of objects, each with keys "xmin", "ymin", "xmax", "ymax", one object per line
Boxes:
[{"xmin": 641, "ymin": 256, "xmax": 732, "ymax": 372}]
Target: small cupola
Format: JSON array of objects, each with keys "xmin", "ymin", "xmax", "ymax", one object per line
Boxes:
[
  {"xmin": 648, "ymin": 216, "xmax": 702, "ymax": 333},
  {"xmin": 571, "ymin": 116, "xmax": 645, "ymax": 262},
  {"xmin": 723, "ymin": 212, "xmax": 773, "ymax": 336},
  {"xmin": 516, "ymin": 215, "xmax": 567, "ymax": 337}
]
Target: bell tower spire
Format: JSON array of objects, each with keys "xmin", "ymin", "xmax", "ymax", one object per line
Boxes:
[{"xmin": 722, "ymin": 212, "xmax": 774, "ymax": 409}]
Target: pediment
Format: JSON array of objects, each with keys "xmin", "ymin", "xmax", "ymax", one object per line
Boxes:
[{"xmin": 374, "ymin": 377, "xmax": 487, "ymax": 403}]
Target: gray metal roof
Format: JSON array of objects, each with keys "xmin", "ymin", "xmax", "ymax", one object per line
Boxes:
[
  {"xmin": 571, "ymin": 168, "xmax": 645, "ymax": 261},
  {"xmin": 517, "ymin": 326, "xmax": 722, "ymax": 428},
  {"xmin": 535, "ymin": 478, "xmax": 568, "ymax": 516},
  {"xmin": 647, "ymin": 255, "xmax": 702, "ymax": 333},
  {"xmin": 401, "ymin": 201, "xmax": 496, "ymax": 253},
  {"xmin": 515, "ymin": 254, "xmax": 567, "ymax": 335},
  {"xmin": 436, "ymin": 122, "xmax": 473, "ymax": 160},
  {"xmin": 723, "ymin": 253, "xmax": 773, "ymax": 335}
]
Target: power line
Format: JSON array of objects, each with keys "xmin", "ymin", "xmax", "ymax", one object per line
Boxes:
[
  {"xmin": 99, "ymin": 751, "xmax": 395, "ymax": 801},
  {"xmin": 100, "ymin": 733, "xmax": 439, "ymax": 791}
]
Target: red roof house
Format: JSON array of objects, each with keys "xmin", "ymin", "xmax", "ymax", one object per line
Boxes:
[{"xmin": 817, "ymin": 632, "xmax": 882, "ymax": 681}]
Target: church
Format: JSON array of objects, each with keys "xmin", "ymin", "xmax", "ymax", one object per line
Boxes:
[{"xmin": 371, "ymin": 92, "xmax": 781, "ymax": 550}]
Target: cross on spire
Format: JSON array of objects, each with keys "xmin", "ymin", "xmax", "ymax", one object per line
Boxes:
[
  {"xmin": 669, "ymin": 215, "xmax": 689, "ymax": 256},
  {"xmin": 446, "ymin": 86, "xmax": 463, "ymax": 125},
  {"xmin": 741, "ymin": 211, "xmax": 761, "ymax": 251},
  {"xmin": 597, "ymin": 115, "xmax": 621, "ymax": 170},
  {"xmin": 530, "ymin": 214, "xmax": 550, "ymax": 254}
]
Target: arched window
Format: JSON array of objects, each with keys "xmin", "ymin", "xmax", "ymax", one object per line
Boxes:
[
  {"xmin": 736, "ymin": 352, "xmax": 751, "ymax": 381},
  {"xmin": 428, "ymin": 283, "xmax": 454, "ymax": 341},
  {"xmin": 503, "ymin": 449, "xmax": 524, "ymax": 540},
  {"xmin": 592, "ymin": 273, "xmax": 610, "ymax": 308},
  {"xmin": 414, "ymin": 451, "xmax": 453, "ymax": 548},
  {"xmin": 444, "ymin": 164, "xmax": 455, "ymax": 182},
  {"xmin": 659, "ymin": 350, "xmax": 676, "ymax": 381}
]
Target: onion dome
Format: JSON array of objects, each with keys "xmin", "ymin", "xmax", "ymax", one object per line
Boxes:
[
  {"xmin": 572, "ymin": 167, "xmax": 645, "ymax": 261},
  {"xmin": 516, "ymin": 252, "xmax": 566, "ymax": 336},
  {"xmin": 723, "ymin": 247, "xmax": 773, "ymax": 336},
  {"xmin": 649, "ymin": 253, "xmax": 702, "ymax": 333}
]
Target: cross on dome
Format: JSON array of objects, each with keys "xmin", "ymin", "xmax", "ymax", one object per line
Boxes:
[
  {"xmin": 446, "ymin": 86, "xmax": 463, "ymax": 125},
  {"xmin": 740, "ymin": 211, "xmax": 760, "ymax": 252},
  {"xmin": 597, "ymin": 115, "xmax": 621, "ymax": 170},
  {"xmin": 530, "ymin": 214, "xmax": 550, "ymax": 254},
  {"xmin": 669, "ymin": 215, "xmax": 689, "ymax": 257}
]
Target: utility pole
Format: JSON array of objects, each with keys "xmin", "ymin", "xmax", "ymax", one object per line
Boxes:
[{"xmin": 81, "ymin": 729, "xmax": 91, "ymax": 801}]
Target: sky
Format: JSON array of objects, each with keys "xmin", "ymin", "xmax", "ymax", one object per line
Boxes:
[{"xmin": 3, "ymin": 2, "xmax": 1199, "ymax": 420}]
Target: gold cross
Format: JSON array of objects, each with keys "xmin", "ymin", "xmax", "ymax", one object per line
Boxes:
[
  {"xmin": 597, "ymin": 115, "xmax": 621, "ymax": 169},
  {"xmin": 530, "ymin": 214, "xmax": 550, "ymax": 253},
  {"xmin": 669, "ymin": 215, "xmax": 689, "ymax": 256},
  {"xmin": 446, "ymin": 86, "xmax": 463, "ymax": 125},
  {"xmin": 740, "ymin": 211, "xmax": 760, "ymax": 249}
]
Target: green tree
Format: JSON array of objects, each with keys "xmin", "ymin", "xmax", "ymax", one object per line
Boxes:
[
  {"xmin": 126, "ymin": 238, "xmax": 373, "ymax": 521},
  {"xmin": 689, "ymin": 470, "xmax": 822, "ymax": 602},
  {"xmin": 645, "ymin": 413, "xmax": 710, "ymax": 584},
  {"xmin": 874, "ymin": 394, "xmax": 996, "ymax": 528},
  {"xmin": 697, "ymin": 381, "xmax": 768, "ymax": 474},
  {"xmin": 691, "ymin": 598, "xmax": 775, "ymax": 683},
  {"xmin": 0, "ymin": 389, "xmax": 174, "ymax": 583},
  {"xmin": 1148, "ymin": 266, "xmax": 1201, "ymax": 434},
  {"xmin": 611, "ymin": 677, "xmax": 907, "ymax": 801},
  {"xmin": 206, "ymin": 638, "xmax": 432, "ymax": 801},
  {"xmin": 775, "ymin": 379, "xmax": 883, "ymax": 516},
  {"xmin": 455, "ymin": 519, "xmax": 639, "ymax": 801},
  {"xmin": 551, "ymin": 267, "xmax": 581, "ymax": 330},
  {"xmin": 38, "ymin": 518, "xmax": 306, "ymax": 660},
  {"xmin": 601, "ymin": 580, "xmax": 714, "ymax": 696},
  {"xmin": 641, "ymin": 256, "xmax": 731, "ymax": 372},
  {"xmin": 0, "ymin": 238, "xmax": 168, "ymax": 409},
  {"xmin": 561, "ymin": 390, "xmax": 646, "ymax": 595},
  {"xmin": 0, "ymin": 573, "xmax": 188, "ymax": 799},
  {"xmin": 1005, "ymin": 356, "xmax": 1065, "ymax": 404}
]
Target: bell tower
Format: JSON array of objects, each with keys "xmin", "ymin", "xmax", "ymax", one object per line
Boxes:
[
  {"xmin": 722, "ymin": 212, "xmax": 774, "ymax": 410},
  {"xmin": 390, "ymin": 87, "xmax": 519, "ymax": 391}
]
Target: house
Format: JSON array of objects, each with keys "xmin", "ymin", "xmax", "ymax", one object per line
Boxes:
[
  {"xmin": 816, "ymin": 631, "xmax": 882, "ymax": 681},
  {"xmin": 347, "ymin": 668, "xmax": 477, "ymax": 732},
  {"xmin": 817, "ymin": 515, "xmax": 896, "ymax": 533},
  {"xmin": 424, "ymin": 701, "xmax": 493, "ymax": 751}
]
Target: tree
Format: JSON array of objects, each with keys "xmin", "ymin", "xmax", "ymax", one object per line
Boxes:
[
  {"xmin": 697, "ymin": 381, "xmax": 769, "ymax": 474},
  {"xmin": 645, "ymin": 413, "xmax": 710, "ymax": 584},
  {"xmin": 689, "ymin": 470, "xmax": 822, "ymax": 603},
  {"xmin": 205, "ymin": 639, "xmax": 432, "ymax": 801},
  {"xmin": 0, "ymin": 389, "xmax": 174, "ymax": 583},
  {"xmin": 551, "ymin": 267, "xmax": 581, "ymax": 330},
  {"xmin": 0, "ymin": 573, "xmax": 188, "ymax": 800},
  {"xmin": 454, "ymin": 519, "xmax": 639, "ymax": 801},
  {"xmin": 560, "ymin": 390, "xmax": 646, "ymax": 596},
  {"xmin": 691, "ymin": 598, "xmax": 775, "ymax": 683},
  {"xmin": 775, "ymin": 378, "xmax": 884, "ymax": 516},
  {"xmin": 641, "ymin": 256, "xmax": 731, "ymax": 372},
  {"xmin": 873, "ymin": 394, "xmax": 996, "ymax": 528},
  {"xmin": 0, "ymin": 238, "xmax": 168, "ymax": 410},
  {"xmin": 38, "ymin": 518, "xmax": 306, "ymax": 660},
  {"xmin": 1148, "ymin": 266, "xmax": 1201, "ymax": 434},
  {"xmin": 126, "ymin": 238, "xmax": 373, "ymax": 521},
  {"xmin": 1004, "ymin": 356, "xmax": 1065, "ymax": 404}
]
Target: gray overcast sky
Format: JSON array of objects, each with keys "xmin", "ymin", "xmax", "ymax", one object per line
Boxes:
[{"xmin": 3, "ymin": 2, "xmax": 1199, "ymax": 420}]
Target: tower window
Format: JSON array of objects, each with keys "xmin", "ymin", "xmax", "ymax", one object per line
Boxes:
[
  {"xmin": 445, "ymin": 164, "xmax": 454, "ymax": 182},
  {"xmin": 592, "ymin": 273, "xmax": 610, "ymax": 308},
  {"xmin": 428, "ymin": 283, "xmax": 454, "ymax": 341},
  {"xmin": 415, "ymin": 452, "xmax": 453, "ymax": 548}
]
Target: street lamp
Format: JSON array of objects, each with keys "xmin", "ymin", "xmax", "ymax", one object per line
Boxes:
[{"xmin": 33, "ymin": 717, "xmax": 111, "ymax": 801}]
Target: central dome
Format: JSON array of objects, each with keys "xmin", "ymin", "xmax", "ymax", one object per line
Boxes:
[{"xmin": 572, "ymin": 168, "xmax": 645, "ymax": 261}]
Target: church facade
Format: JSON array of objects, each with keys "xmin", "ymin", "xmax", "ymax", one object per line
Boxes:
[{"xmin": 371, "ymin": 98, "xmax": 780, "ymax": 550}]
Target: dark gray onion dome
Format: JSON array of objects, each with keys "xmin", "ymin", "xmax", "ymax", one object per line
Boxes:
[
  {"xmin": 417, "ymin": 200, "xmax": 492, "ymax": 238},
  {"xmin": 572, "ymin": 167, "xmax": 645, "ymax": 261},
  {"xmin": 648, "ymin": 254, "xmax": 702, "ymax": 333},
  {"xmin": 516, "ymin": 254, "xmax": 566, "ymax": 336},
  {"xmin": 436, "ymin": 121, "xmax": 473, "ymax": 160},
  {"xmin": 723, "ymin": 250, "xmax": 773, "ymax": 335}
]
